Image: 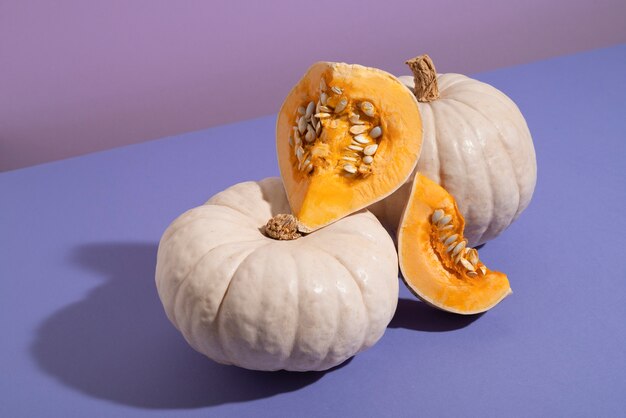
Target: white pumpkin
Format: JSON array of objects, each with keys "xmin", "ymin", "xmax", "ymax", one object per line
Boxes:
[
  {"xmin": 155, "ymin": 177, "xmax": 398, "ymax": 372},
  {"xmin": 373, "ymin": 56, "xmax": 536, "ymax": 246}
]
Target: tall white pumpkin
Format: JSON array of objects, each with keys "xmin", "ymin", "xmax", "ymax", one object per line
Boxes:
[
  {"xmin": 156, "ymin": 177, "xmax": 399, "ymax": 372},
  {"xmin": 373, "ymin": 56, "xmax": 536, "ymax": 246}
]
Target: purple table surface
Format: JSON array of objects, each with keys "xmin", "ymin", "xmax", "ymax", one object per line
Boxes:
[{"xmin": 1, "ymin": 45, "xmax": 625, "ymax": 417}]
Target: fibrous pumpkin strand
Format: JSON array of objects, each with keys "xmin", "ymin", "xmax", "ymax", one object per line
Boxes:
[
  {"xmin": 430, "ymin": 208, "xmax": 486, "ymax": 277},
  {"xmin": 264, "ymin": 214, "xmax": 302, "ymax": 240},
  {"xmin": 289, "ymin": 77, "xmax": 384, "ymax": 179}
]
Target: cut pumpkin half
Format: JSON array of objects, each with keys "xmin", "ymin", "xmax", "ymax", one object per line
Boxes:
[
  {"xmin": 277, "ymin": 62, "xmax": 423, "ymax": 232},
  {"xmin": 398, "ymin": 174, "xmax": 512, "ymax": 314}
]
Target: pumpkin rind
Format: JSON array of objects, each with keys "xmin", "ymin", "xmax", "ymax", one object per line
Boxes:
[
  {"xmin": 155, "ymin": 177, "xmax": 399, "ymax": 371},
  {"xmin": 373, "ymin": 61, "xmax": 536, "ymax": 247},
  {"xmin": 277, "ymin": 62, "xmax": 423, "ymax": 232},
  {"xmin": 398, "ymin": 174, "xmax": 511, "ymax": 315}
]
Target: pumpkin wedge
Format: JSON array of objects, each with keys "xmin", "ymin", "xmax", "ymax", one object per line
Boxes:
[
  {"xmin": 277, "ymin": 62, "xmax": 423, "ymax": 232},
  {"xmin": 398, "ymin": 174, "xmax": 511, "ymax": 314}
]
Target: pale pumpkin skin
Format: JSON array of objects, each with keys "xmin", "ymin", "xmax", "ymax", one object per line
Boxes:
[
  {"xmin": 155, "ymin": 178, "xmax": 399, "ymax": 372},
  {"xmin": 372, "ymin": 73, "xmax": 536, "ymax": 247}
]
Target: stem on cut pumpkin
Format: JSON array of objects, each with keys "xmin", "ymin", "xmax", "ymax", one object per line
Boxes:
[
  {"xmin": 264, "ymin": 214, "xmax": 302, "ymax": 240},
  {"xmin": 405, "ymin": 54, "xmax": 440, "ymax": 102}
]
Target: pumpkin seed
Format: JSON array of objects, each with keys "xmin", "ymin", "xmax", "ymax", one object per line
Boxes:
[
  {"xmin": 319, "ymin": 105, "xmax": 331, "ymax": 112},
  {"xmin": 439, "ymin": 231, "xmax": 451, "ymax": 242},
  {"xmin": 361, "ymin": 101, "xmax": 375, "ymax": 117},
  {"xmin": 439, "ymin": 224, "xmax": 454, "ymax": 231},
  {"xmin": 349, "ymin": 114, "xmax": 364, "ymax": 124},
  {"xmin": 460, "ymin": 258, "xmax": 475, "ymax": 271},
  {"xmin": 305, "ymin": 101, "xmax": 315, "ymax": 118},
  {"xmin": 296, "ymin": 146, "xmax": 304, "ymax": 162},
  {"xmin": 467, "ymin": 271, "xmax": 478, "ymax": 277},
  {"xmin": 444, "ymin": 234, "xmax": 458, "ymax": 246},
  {"xmin": 348, "ymin": 144, "xmax": 363, "ymax": 151},
  {"xmin": 370, "ymin": 126, "xmax": 382, "ymax": 139},
  {"xmin": 342, "ymin": 156, "xmax": 357, "ymax": 162},
  {"xmin": 363, "ymin": 144, "xmax": 378, "ymax": 156},
  {"xmin": 320, "ymin": 78, "xmax": 327, "ymax": 91},
  {"xmin": 305, "ymin": 128, "xmax": 315, "ymax": 143},
  {"xmin": 353, "ymin": 134, "xmax": 369, "ymax": 144},
  {"xmin": 438, "ymin": 215, "xmax": 452, "ymax": 227},
  {"xmin": 343, "ymin": 164, "xmax": 357, "ymax": 174},
  {"xmin": 479, "ymin": 265, "xmax": 487, "ymax": 275},
  {"xmin": 431, "ymin": 209, "xmax": 444, "ymax": 223},
  {"xmin": 334, "ymin": 97, "xmax": 347, "ymax": 113},
  {"xmin": 320, "ymin": 92, "xmax": 328, "ymax": 105},
  {"xmin": 363, "ymin": 155, "xmax": 374, "ymax": 164},
  {"xmin": 299, "ymin": 156, "xmax": 311, "ymax": 172},
  {"xmin": 452, "ymin": 241, "xmax": 467, "ymax": 256},
  {"xmin": 331, "ymin": 86, "xmax": 342, "ymax": 95},
  {"xmin": 298, "ymin": 117, "xmax": 307, "ymax": 134},
  {"xmin": 315, "ymin": 112, "xmax": 331, "ymax": 119},
  {"xmin": 467, "ymin": 249, "xmax": 479, "ymax": 266},
  {"xmin": 349, "ymin": 125, "xmax": 368, "ymax": 135},
  {"xmin": 446, "ymin": 242, "xmax": 456, "ymax": 253},
  {"xmin": 297, "ymin": 106, "xmax": 306, "ymax": 115}
]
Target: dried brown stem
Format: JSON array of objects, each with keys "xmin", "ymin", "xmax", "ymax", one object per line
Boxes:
[
  {"xmin": 264, "ymin": 214, "xmax": 302, "ymax": 240},
  {"xmin": 405, "ymin": 54, "xmax": 440, "ymax": 102}
]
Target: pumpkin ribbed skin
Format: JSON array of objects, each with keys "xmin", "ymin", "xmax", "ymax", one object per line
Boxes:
[
  {"xmin": 155, "ymin": 178, "xmax": 398, "ymax": 372},
  {"xmin": 374, "ymin": 73, "xmax": 536, "ymax": 246}
]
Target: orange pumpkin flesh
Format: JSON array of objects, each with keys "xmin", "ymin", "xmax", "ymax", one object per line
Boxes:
[
  {"xmin": 398, "ymin": 174, "xmax": 512, "ymax": 314},
  {"xmin": 277, "ymin": 62, "xmax": 423, "ymax": 232}
]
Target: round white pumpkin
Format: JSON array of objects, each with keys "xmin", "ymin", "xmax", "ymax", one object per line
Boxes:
[
  {"xmin": 373, "ymin": 57, "xmax": 536, "ymax": 247},
  {"xmin": 155, "ymin": 177, "xmax": 399, "ymax": 372}
]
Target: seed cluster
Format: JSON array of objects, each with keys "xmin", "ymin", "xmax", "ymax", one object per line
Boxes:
[
  {"xmin": 288, "ymin": 78, "xmax": 383, "ymax": 177},
  {"xmin": 431, "ymin": 209, "xmax": 487, "ymax": 277}
]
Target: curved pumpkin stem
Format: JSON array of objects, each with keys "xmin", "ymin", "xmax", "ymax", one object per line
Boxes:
[
  {"xmin": 405, "ymin": 54, "xmax": 440, "ymax": 102},
  {"xmin": 264, "ymin": 214, "xmax": 302, "ymax": 240}
]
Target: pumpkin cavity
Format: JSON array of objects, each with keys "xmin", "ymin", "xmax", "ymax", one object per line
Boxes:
[
  {"xmin": 277, "ymin": 62, "xmax": 423, "ymax": 233},
  {"xmin": 289, "ymin": 78, "xmax": 384, "ymax": 179},
  {"xmin": 429, "ymin": 208, "xmax": 487, "ymax": 279}
]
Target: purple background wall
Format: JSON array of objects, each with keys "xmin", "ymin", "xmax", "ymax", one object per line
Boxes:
[{"xmin": 2, "ymin": 0, "xmax": 626, "ymax": 172}]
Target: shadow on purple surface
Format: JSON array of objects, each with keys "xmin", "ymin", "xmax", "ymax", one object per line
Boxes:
[
  {"xmin": 388, "ymin": 298, "xmax": 482, "ymax": 332},
  {"xmin": 31, "ymin": 242, "xmax": 342, "ymax": 409}
]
